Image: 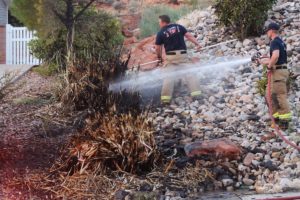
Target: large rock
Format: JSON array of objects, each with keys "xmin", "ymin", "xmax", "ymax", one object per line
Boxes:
[
  {"xmin": 123, "ymin": 37, "xmax": 138, "ymax": 45},
  {"xmin": 177, "ymin": 18, "xmax": 192, "ymax": 28},
  {"xmin": 243, "ymin": 178, "xmax": 255, "ymax": 186},
  {"xmin": 255, "ymin": 37, "xmax": 265, "ymax": 46},
  {"xmin": 243, "ymin": 153, "xmax": 255, "ymax": 166},
  {"xmin": 115, "ymin": 190, "xmax": 129, "ymax": 200},
  {"xmin": 239, "ymin": 95, "xmax": 253, "ymax": 103},
  {"xmin": 184, "ymin": 138, "xmax": 241, "ymax": 159},
  {"xmin": 122, "ymin": 28, "xmax": 134, "ymax": 37},
  {"xmin": 243, "ymin": 39, "xmax": 254, "ymax": 47},
  {"xmin": 222, "ymin": 178, "xmax": 234, "ymax": 187}
]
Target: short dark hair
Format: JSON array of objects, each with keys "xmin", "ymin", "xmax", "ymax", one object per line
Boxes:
[{"xmin": 159, "ymin": 15, "xmax": 171, "ymax": 24}]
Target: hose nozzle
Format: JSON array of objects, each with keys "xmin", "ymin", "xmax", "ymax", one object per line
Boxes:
[{"xmin": 251, "ymin": 52, "xmax": 262, "ymax": 62}]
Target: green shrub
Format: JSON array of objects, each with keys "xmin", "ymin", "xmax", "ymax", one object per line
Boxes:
[
  {"xmin": 29, "ymin": 10, "xmax": 123, "ymax": 70},
  {"xmin": 139, "ymin": 5, "xmax": 190, "ymax": 38},
  {"xmin": 215, "ymin": 0, "xmax": 277, "ymax": 39},
  {"xmin": 29, "ymin": 30, "xmax": 66, "ymax": 69},
  {"xmin": 256, "ymin": 65, "xmax": 268, "ymax": 96}
]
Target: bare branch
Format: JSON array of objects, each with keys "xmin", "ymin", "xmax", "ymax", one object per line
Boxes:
[
  {"xmin": 50, "ymin": 3, "xmax": 67, "ymax": 25},
  {"xmin": 74, "ymin": 0, "xmax": 96, "ymax": 20}
]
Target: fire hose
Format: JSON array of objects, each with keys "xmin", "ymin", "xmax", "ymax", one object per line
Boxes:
[
  {"xmin": 259, "ymin": 195, "xmax": 300, "ymax": 200},
  {"xmin": 266, "ymin": 70, "xmax": 300, "ymax": 151},
  {"xmin": 130, "ymin": 39, "xmax": 238, "ymax": 69}
]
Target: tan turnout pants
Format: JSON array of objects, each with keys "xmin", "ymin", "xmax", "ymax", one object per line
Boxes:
[
  {"xmin": 161, "ymin": 50, "xmax": 201, "ymax": 103},
  {"xmin": 268, "ymin": 68, "xmax": 290, "ymax": 115}
]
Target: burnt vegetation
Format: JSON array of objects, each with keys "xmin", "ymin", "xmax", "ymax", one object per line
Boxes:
[{"xmin": 8, "ymin": 0, "xmax": 163, "ymax": 198}]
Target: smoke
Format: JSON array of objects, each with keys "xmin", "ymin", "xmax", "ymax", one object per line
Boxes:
[{"xmin": 109, "ymin": 56, "xmax": 252, "ymax": 92}]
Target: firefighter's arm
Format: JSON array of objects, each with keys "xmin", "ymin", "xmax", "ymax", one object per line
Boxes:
[
  {"xmin": 155, "ymin": 45, "xmax": 163, "ymax": 64},
  {"xmin": 185, "ymin": 32, "xmax": 201, "ymax": 50},
  {"xmin": 259, "ymin": 57, "xmax": 271, "ymax": 65},
  {"xmin": 268, "ymin": 50, "xmax": 279, "ymax": 70}
]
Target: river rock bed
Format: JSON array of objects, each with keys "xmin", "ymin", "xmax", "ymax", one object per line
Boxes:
[{"xmin": 147, "ymin": 0, "xmax": 300, "ymax": 197}]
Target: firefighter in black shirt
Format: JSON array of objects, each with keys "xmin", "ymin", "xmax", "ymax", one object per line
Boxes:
[
  {"xmin": 155, "ymin": 15, "xmax": 202, "ymax": 104},
  {"xmin": 259, "ymin": 23, "xmax": 291, "ymax": 121}
]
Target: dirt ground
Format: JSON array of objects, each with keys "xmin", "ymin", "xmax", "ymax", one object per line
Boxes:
[{"xmin": 0, "ymin": 71, "xmax": 72, "ymax": 199}]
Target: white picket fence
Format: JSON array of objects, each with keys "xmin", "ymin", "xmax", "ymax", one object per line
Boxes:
[{"xmin": 6, "ymin": 24, "xmax": 40, "ymax": 65}]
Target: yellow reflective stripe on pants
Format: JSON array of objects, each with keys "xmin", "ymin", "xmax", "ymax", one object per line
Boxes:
[
  {"xmin": 191, "ymin": 91, "xmax": 202, "ymax": 97},
  {"xmin": 273, "ymin": 112, "xmax": 280, "ymax": 118},
  {"xmin": 278, "ymin": 112, "xmax": 292, "ymax": 120},
  {"xmin": 161, "ymin": 96, "xmax": 172, "ymax": 102}
]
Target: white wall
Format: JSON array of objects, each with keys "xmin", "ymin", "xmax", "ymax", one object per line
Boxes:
[{"xmin": 0, "ymin": 0, "xmax": 8, "ymax": 26}]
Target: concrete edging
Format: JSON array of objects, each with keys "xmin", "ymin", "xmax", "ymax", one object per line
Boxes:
[{"xmin": 0, "ymin": 64, "xmax": 34, "ymax": 91}]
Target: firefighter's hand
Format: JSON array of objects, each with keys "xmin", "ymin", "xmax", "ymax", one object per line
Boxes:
[
  {"xmin": 256, "ymin": 58, "xmax": 262, "ymax": 65},
  {"xmin": 267, "ymin": 65, "xmax": 273, "ymax": 71},
  {"xmin": 195, "ymin": 44, "xmax": 202, "ymax": 52},
  {"xmin": 157, "ymin": 57, "xmax": 163, "ymax": 67}
]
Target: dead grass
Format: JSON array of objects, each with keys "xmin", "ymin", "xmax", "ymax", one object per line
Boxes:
[
  {"xmin": 19, "ymin": 160, "xmax": 217, "ymax": 199},
  {"xmin": 68, "ymin": 112, "xmax": 160, "ymax": 174},
  {"xmin": 24, "ymin": 171, "xmax": 118, "ymax": 199}
]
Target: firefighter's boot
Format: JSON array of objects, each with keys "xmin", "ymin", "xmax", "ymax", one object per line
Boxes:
[{"xmin": 187, "ymin": 76, "xmax": 202, "ymax": 100}]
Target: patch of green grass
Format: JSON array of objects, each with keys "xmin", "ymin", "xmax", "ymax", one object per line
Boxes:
[
  {"xmin": 184, "ymin": 0, "xmax": 216, "ymax": 9},
  {"xmin": 139, "ymin": 5, "xmax": 190, "ymax": 38},
  {"xmin": 32, "ymin": 63, "xmax": 58, "ymax": 77},
  {"xmin": 13, "ymin": 96, "xmax": 52, "ymax": 106}
]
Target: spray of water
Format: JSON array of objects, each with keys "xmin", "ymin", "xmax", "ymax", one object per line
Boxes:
[{"xmin": 109, "ymin": 56, "xmax": 252, "ymax": 92}]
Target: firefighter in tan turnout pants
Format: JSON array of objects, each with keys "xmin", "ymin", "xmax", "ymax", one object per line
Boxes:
[
  {"xmin": 155, "ymin": 15, "xmax": 202, "ymax": 104},
  {"xmin": 259, "ymin": 23, "xmax": 292, "ymax": 122}
]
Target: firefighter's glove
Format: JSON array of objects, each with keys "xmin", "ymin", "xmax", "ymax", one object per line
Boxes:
[
  {"xmin": 157, "ymin": 57, "xmax": 163, "ymax": 67},
  {"xmin": 267, "ymin": 66, "xmax": 273, "ymax": 72},
  {"xmin": 251, "ymin": 52, "xmax": 262, "ymax": 65},
  {"xmin": 195, "ymin": 45, "xmax": 202, "ymax": 52}
]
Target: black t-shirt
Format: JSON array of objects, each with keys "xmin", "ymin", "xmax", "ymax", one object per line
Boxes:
[
  {"xmin": 155, "ymin": 24, "xmax": 187, "ymax": 52},
  {"xmin": 270, "ymin": 37, "xmax": 287, "ymax": 65}
]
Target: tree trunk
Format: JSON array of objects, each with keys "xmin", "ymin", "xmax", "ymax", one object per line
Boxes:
[
  {"xmin": 65, "ymin": 0, "xmax": 74, "ymax": 64},
  {"xmin": 66, "ymin": 22, "xmax": 75, "ymax": 63}
]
